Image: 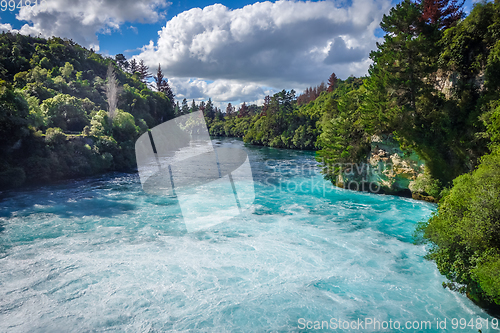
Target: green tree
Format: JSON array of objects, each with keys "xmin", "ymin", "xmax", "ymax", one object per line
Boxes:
[
  {"xmin": 90, "ymin": 110, "xmax": 110, "ymax": 137},
  {"xmin": 0, "ymin": 80, "xmax": 29, "ymax": 150},
  {"xmin": 41, "ymin": 94, "xmax": 93, "ymax": 131},
  {"xmin": 181, "ymin": 98, "xmax": 189, "ymax": 115},
  {"xmin": 190, "ymin": 99, "xmax": 198, "ymax": 113},
  {"xmin": 112, "ymin": 109, "xmax": 139, "ymax": 142},
  {"xmin": 115, "ymin": 53, "xmax": 129, "ymax": 70},
  {"xmin": 61, "ymin": 62, "xmax": 74, "ymax": 79},
  {"xmin": 204, "ymin": 98, "xmax": 214, "ymax": 119},
  {"xmin": 421, "ymin": 147, "xmax": 500, "ymax": 307}
]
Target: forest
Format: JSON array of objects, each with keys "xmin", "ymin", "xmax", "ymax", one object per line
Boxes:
[{"xmin": 0, "ymin": 0, "xmax": 499, "ymax": 314}]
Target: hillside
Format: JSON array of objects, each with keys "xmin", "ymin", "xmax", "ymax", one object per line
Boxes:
[{"xmin": 0, "ymin": 33, "xmax": 175, "ymax": 188}]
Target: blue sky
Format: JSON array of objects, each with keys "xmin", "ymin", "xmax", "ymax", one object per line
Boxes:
[{"xmin": 0, "ymin": 0, "xmax": 479, "ymax": 107}]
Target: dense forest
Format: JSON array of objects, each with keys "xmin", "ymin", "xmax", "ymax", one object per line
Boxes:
[
  {"xmin": 1, "ymin": 0, "xmax": 499, "ymax": 314},
  {"xmin": 0, "ymin": 34, "xmax": 175, "ymax": 188}
]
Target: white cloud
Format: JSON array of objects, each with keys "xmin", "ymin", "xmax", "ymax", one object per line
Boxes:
[
  {"xmin": 13, "ymin": 0, "xmax": 169, "ymax": 48},
  {"xmin": 0, "ymin": 23, "xmax": 14, "ymax": 33},
  {"xmin": 138, "ymin": 0, "xmax": 391, "ymax": 105},
  {"xmin": 170, "ymin": 78, "xmax": 271, "ymax": 107}
]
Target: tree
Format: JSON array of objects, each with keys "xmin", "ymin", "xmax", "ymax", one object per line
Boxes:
[
  {"xmin": 41, "ymin": 94, "xmax": 93, "ymax": 132},
  {"xmin": 105, "ymin": 63, "xmax": 121, "ymax": 124},
  {"xmin": 198, "ymin": 101, "xmax": 205, "ymax": 115},
  {"xmin": 261, "ymin": 95, "xmax": 271, "ymax": 115},
  {"xmin": 0, "ymin": 80, "xmax": 29, "ymax": 150},
  {"xmin": 112, "ymin": 109, "xmax": 139, "ymax": 142},
  {"xmin": 418, "ymin": 0, "xmax": 464, "ymax": 30},
  {"xmin": 238, "ymin": 102, "xmax": 249, "ymax": 118},
  {"xmin": 129, "ymin": 59, "xmax": 138, "ymax": 74},
  {"xmin": 214, "ymin": 107, "xmax": 223, "ymax": 120},
  {"xmin": 181, "ymin": 98, "xmax": 189, "ymax": 115},
  {"xmin": 137, "ymin": 59, "xmax": 151, "ymax": 83},
  {"xmin": 153, "ymin": 63, "xmax": 166, "ymax": 92},
  {"xmin": 174, "ymin": 101, "xmax": 180, "ymax": 117},
  {"xmin": 226, "ymin": 103, "xmax": 234, "ymax": 117},
  {"xmin": 190, "ymin": 99, "xmax": 198, "ymax": 113},
  {"xmin": 115, "ymin": 54, "xmax": 129, "ymax": 71},
  {"xmin": 90, "ymin": 109, "xmax": 110, "ymax": 137},
  {"xmin": 327, "ymin": 72, "xmax": 338, "ymax": 92},
  {"xmin": 61, "ymin": 62, "xmax": 74, "ymax": 79},
  {"xmin": 204, "ymin": 98, "xmax": 214, "ymax": 119},
  {"xmin": 153, "ymin": 64, "xmax": 175, "ymax": 108},
  {"xmin": 421, "ymin": 147, "xmax": 500, "ymax": 307}
]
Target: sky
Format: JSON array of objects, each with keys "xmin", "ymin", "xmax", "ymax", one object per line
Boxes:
[{"xmin": 0, "ymin": 0, "xmax": 479, "ymax": 108}]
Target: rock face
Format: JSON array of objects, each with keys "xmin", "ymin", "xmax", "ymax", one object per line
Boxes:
[
  {"xmin": 432, "ymin": 69, "xmax": 485, "ymax": 99},
  {"xmin": 336, "ymin": 134, "xmax": 437, "ymax": 201}
]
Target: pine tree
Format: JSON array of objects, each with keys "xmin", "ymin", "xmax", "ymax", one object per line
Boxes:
[
  {"xmin": 328, "ymin": 72, "xmax": 338, "ymax": 92},
  {"xmin": 190, "ymin": 99, "xmax": 198, "ymax": 113},
  {"xmin": 153, "ymin": 64, "xmax": 175, "ymax": 108},
  {"xmin": 137, "ymin": 59, "xmax": 151, "ymax": 83},
  {"xmin": 225, "ymin": 103, "xmax": 234, "ymax": 117},
  {"xmin": 204, "ymin": 98, "xmax": 214, "ymax": 119},
  {"xmin": 115, "ymin": 54, "xmax": 129, "ymax": 71},
  {"xmin": 181, "ymin": 98, "xmax": 189, "ymax": 115},
  {"xmin": 368, "ymin": 0, "xmax": 432, "ymax": 117},
  {"xmin": 418, "ymin": 0, "xmax": 464, "ymax": 30},
  {"xmin": 129, "ymin": 59, "xmax": 138, "ymax": 74},
  {"xmin": 261, "ymin": 96, "xmax": 271, "ymax": 115},
  {"xmin": 238, "ymin": 102, "xmax": 249, "ymax": 118},
  {"xmin": 174, "ymin": 101, "xmax": 180, "ymax": 117},
  {"xmin": 214, "ymin": 107, "xmax": 223, "ymax": 120},
  {"xmin": 153, "ymin": 64, "xmax": 165, "ymax": 92}
]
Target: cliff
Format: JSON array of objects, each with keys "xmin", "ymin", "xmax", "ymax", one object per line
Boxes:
[{"xmin": 337, "ymin": 134, "xmax": 439, "ymax": 202}]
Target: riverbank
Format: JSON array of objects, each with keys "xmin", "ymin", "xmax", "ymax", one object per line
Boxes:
[{"xmin": 1, "ymin": 137, "xmax": 492, "ymax": 331}]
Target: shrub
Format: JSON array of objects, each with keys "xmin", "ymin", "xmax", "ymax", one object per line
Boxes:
[
  {"xmin": 45, "ymin": 127, "xmax": 66, "ymax": 145},
  {"xmin": 422, "ymin": 147, "xmax": 500, "ymax": 307}
]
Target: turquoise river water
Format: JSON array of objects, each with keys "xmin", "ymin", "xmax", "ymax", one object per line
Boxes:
[{"xmin": 0, "ymin": 138, "xmax": 497, "ymax": 332}]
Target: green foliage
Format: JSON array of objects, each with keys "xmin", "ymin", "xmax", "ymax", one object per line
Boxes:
[
  {"xmin": 90, "ymin": 110, "xmax": 110, "ymax": 137},
  {"xmin": 422, "ymin": 147, "xmax": 500, "ymax": 306},
  {"xmin": 409, "ymin": 167, "xmax": 442, "ymax": 198},
  {"xmin": 0, "ymin": 80, "xmax": 29, "ymax": 151},
  {"xmin": 41, "ymin": 93, "xmax": 94, "ymax": 131},
  {"xmin": 0, "ymin": 33, "xmax": 178, "ymax": 189},
  {"xmin": 45, "ymin": 127, "xmax": 66, "ymax": 145},
  {"xmin": 25, "ymin": 95, "xmax": 46, "ymax": 129},
  {"xmin": 39, "ymin": 57, "xmax": 52, "ymax": 69},
  {"xmin": 316, "ymin": 86, "xmax": 371, "ymax": 179},
  {"xmin": 112, "ymin": 109, "xmax": 139, "ymax": 142}
]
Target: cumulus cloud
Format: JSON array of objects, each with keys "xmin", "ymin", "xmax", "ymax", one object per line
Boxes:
[
  {"xmin": 137, "ymin": 0, "xmax": 391, "ymax": 105},
  {"xmin": 0, "ymin": 23, "xmax": 14, "ymax": 33},
  {"xmin": 170, "ymin": 78, "xmax": 269, "ymax": 106},
  {"xmin": 14, "ymin": 0, "xmax": 169, "ymax": 48}
]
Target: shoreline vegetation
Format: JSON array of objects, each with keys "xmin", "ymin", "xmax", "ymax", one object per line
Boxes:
[{"xmin": 1, "ymin": 0, "xmax": 500, "ymax": 316}]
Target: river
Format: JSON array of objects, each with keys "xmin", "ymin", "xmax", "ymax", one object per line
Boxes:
[{"xmin": 0, "ymin": 138, "xmax": 496, "ymax": 332}]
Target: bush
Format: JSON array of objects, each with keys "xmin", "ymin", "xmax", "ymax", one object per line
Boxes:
[
  {"xmin": 41, "ymin": 93, "xmax": 93, "ymax": 131},
  {"xmin": 112, "ymin": 109, "xmax": 139, "ymax": 142},
  {"xmin": 422, "ymin": 147, "xmax": 500, "ymax": 307},
  {"xmin": 45, "ymin": 127, "xmax": 66, "ymax": 145},
  {"xmin": 409, "ymin": 167, "xmax": 442, "ymax": 198},
  {"xmin": 90, "ymin": 110, "xmax": 110, "ymax": 137}
]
